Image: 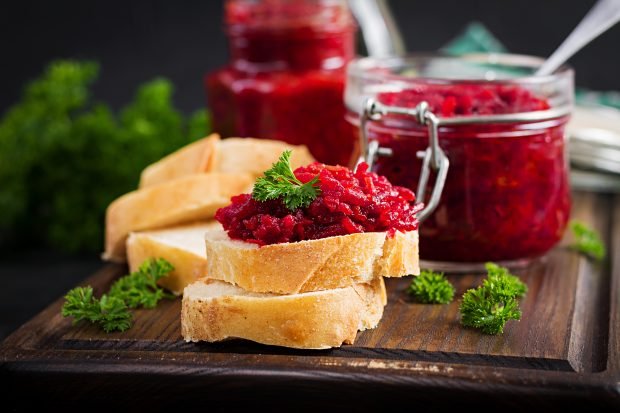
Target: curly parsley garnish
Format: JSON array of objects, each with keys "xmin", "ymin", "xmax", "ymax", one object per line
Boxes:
[
  {"xmin": 569, "ymin": 220, "xmax": 606, "ymax": 261},
  {"xmin": 252, "ymin": 150, "xmax": 320, "ymax": 210},
  {"xmin": 62, "ymin": 287, "xmax": 132, "ymax": 333},
  {"xmin": 62, "ymin": 258, "xmax": 174, "ymax": 332},
  {"xmin": 459, "ymin": 263, "xmax": 527, "ymax": 335},
  {"xmin": 407, "ymin": 270, "xmax": 455, "ymax": 304}
]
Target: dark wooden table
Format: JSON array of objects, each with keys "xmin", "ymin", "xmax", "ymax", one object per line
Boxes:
[{"xmin": 1, "ymin": 191, "xmax": 619, "ymax": 411}]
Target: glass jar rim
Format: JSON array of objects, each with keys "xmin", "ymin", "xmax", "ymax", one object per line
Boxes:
[
  {"xmin": 345, "ymin": 53, "xmax": 574, "ymax": 121},
  {"xmin": 346, "ymin": 53, "xmax": 573, "ymax": 85}
]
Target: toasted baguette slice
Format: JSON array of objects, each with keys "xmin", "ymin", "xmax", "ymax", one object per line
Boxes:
[
  {"xmin": 205, "ymin": 229, "xmax": 419, "ymax": 294},
  {"xmin": 139, "ymin": 135, "xmax": 315, "ymax": 188},
  {"xmin": 139, "ymin": 134, "xmax": 220, "ymax": 188},
  {"xmin": 104, "ymin": 173, "xmax": 253, "ymax": 262},
  {"xmin": 126, "ymin": 221, "xmax": 222, "ymax": 295},
  {"xmin": 212, "ymin": 138, "xmax": 315, "ymax": 177},
  {"xmin": 181, "ymin": 277, "xmax": 386, "ymax": 349}
]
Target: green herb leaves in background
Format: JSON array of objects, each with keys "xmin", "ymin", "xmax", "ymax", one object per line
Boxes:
[
  {"xmin": 569, "ymin": 220, "xmax": 606, "ymax": 261},
  {"xmin": 0, "ymin": 60, "xmax": 211, "ymax": 253},
  {"xmin": 62, "ymin": 258, "xmax": 175, "ymax": 332},
  {"xmin": 460, "ymin": 263, "xmax": 527, "ymax": 335},
  {"xmin": 252, "ymin": 150, "xmax": 321, "ymax": 210},
  {"xmin": 407, "ymin": 270, "xmax": 455, "ymax": 304}
]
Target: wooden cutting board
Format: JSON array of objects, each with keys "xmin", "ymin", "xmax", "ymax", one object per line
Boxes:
[{"xmin": 1, "ymin": 191, "xmax": 619, "ymax": 410}]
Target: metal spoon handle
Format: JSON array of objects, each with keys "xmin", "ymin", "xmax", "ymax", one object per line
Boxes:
[
  {"xmin": 537, "ymin": 0, "xmax": 620, "ymax": 76},
  {"xmin": 348, "ymin": 0, "xmax": 406, "ymax": 57}
]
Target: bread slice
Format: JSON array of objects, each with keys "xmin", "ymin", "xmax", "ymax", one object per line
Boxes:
[
  {"xmin": 204, "ymin": 229, "xmax": 419, "ymax": 294},
  {"xmin": 104, "ymin": 173, "xmax": 253, "ymax": 262},
  {"xmin": 126, "ymin": 221, "xmax": 222, "ymax": 295},
  {"xmin": 139, "ymin": 134, "xmax": 220, "ymax": 188},
  {"xmin": 139, "ymin": 135, "xmax": 315, "ymax": 188},
  {"xmin": 181, "ymin": 277, "xmax": 386, "ymax": 349},
  {"xmin": 212, "ymin": 138, "xmax": 315, "ymax": 177}
]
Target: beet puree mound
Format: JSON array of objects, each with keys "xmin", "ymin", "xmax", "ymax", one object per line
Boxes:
[
  {"xmin": 378, "ymin": 84, "xmax": 550, "ymax": 117},
  {"xmin": 215, "ymin": 162, "xmax": 423, "ymax": 246}
]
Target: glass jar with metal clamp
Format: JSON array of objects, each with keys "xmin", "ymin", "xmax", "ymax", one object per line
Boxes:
[{"xmin": 345, "ymin": 54, "xmax": 574, "ymax": 270}]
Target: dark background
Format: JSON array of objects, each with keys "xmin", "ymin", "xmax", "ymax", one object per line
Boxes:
[{"xmin": 1, "ymin": 0, "xmax": 619, "ymax": 339}]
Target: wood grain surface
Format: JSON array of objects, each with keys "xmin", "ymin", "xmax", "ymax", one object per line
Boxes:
[{"xmin": 1, "ymin": 191, "xmax": 619, "ymax": 411}]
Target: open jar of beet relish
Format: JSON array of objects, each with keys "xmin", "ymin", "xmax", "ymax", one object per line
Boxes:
[
  {"xmin": 345, "ymin": 54, "xmax": 574, "ymax": 269},
  {"xmin": 206, "ymin": 0, "xmax": 357, "ymax": 166}
]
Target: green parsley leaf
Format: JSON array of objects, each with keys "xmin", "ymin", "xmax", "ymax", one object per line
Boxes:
[
  {"xmin": 252, "ymin": 150, "xmax": 320, "ymax": 210},
  {"xmin": 62, "ymin": 287, "xmax": 132, "ymax": 333},
  {"xmin": 483, "ymin": 262, "xmax": 527, "ymax": 299},
  {"xmin": 407, "ymin": 270, "xmax": 455, "ymax": 304},
  {"xmin": 459, "ymin": 288, "xmax": 521, "ymax": 335},
  {"xmin": 62, "ymin": 258, "xmax": 174, "ymax": 332},
  {"xmin": 459, "ymin": 263, "xmax": 527, "ymax": 335},
  {"xmin": 108, "ymin": 258, "xmax": 175, "ymax": 309},
  {"xmin": 569, "ymin": 220, "xmax": 606, "ymax": 261}
]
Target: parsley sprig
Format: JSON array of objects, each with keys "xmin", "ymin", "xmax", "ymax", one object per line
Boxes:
[
  {"xmin": 62, "ymin": 258, "xmax": 174, "ymax": 332},
  {"xmin": 569, "ymin": 220, "xmax": 606, "ymax": 261},
  {"xmin": 108, "ymin": 258, "xmax": 175, "ymax": 308},
  {"xmin": 407, "ymin": 270, "xmax": 455, "ymax": 304},
  {"xmin": 459, "ymin": 263, "xmax": 528, "ymax": 335},
  {"xmin": 252, "ymin": 150, "xmax": 320, "ymax": 210},
  {"xmin": 62, "ymin": 287, "xmax": 132, "ymax": 333}
]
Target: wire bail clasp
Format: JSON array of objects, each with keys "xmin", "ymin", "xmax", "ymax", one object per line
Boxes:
[{"xmin": 356, "ymin": 98, "xmax": 450, "ymax": 222}]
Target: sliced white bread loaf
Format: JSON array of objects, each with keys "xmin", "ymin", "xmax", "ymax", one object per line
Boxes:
[
  {"xmin": 139, "ymin": 133, "xmax": 220, "ymax": 188},
  {"xmin": 181, "ymin": 277, "xmax": 386, "ymax": 349},
  {"xmin": 139, "ymin": 135, "xmax": 315, "ymax": 188},
  {"xmin": 104, "ymin": 173, "xmax": 253, "ymax": 262},
  {"xmin": 212, "ymin": 137, "xmax": 315, "ymax": 177},
  {"xmin": 126, "ymin": 221, "xmax": 222, "ymax": 295},
  {"xmin": 204, "ymin": 229, "xmax": 419, "ymax": 294}
]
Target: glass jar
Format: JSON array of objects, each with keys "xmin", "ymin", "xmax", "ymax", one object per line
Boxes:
[
  {"xmin": 345, "ymin": 54, "xmax": 574, "ymax": 268},
  {"xmin": 206, "ymin": 0, "xmax": 358, "ymax": 166}
]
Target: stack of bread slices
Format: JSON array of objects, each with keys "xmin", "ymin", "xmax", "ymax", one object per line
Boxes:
[
  {"xmin": 104, "ymin": 133, "xmax": 314, "ymax": 294},
  {"xmin": 182, "ymin": 228, "xmax": 419, "ymax": 349}
]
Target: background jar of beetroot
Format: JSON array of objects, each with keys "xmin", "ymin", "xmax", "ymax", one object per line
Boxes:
[
  {"xmin": 206, "ymin": 0, "xmax": 358, "ymax": 166},
  {"xmin": 345, "ymin": 54, "xmax": 574, "ymax": 268}
]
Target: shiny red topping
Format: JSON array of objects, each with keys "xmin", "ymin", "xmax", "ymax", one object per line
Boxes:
[
  {"xmin": 378, "ymin": 84, "xmax": 550, "ymax": 116},
  {"xmin": 215, "ymin": 162, "xmax": 423, "ymax": 246}
]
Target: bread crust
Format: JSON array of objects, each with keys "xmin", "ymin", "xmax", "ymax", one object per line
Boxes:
[
  {"xmin": 213, "ymin": 138, "xmax": 316, "ymax": 177},
  {"xmin": 181, "ymin": 277, "xmax": 386, "ymax": 349},
  {"xmin": 205, "ymin": 229, "xmax": 419, "ymax": 294},
  {"xmin": 126, "ymin": 222, "xmax": 221, "ymax": 295},
  {"xmin": 139, "ymin": 134, "xmax": 220, "ymax": 188},
  {"xmin": 139, "ymin": 135, "xmax": 315, "ymax": 189},
  {"xmin": 104, "ymin": 173, "xmax": 253, "ymax": 262}
]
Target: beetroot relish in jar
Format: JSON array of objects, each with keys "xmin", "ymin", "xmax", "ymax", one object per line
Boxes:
[
  {"xmin": 345, "ymin": 55, "xmax": 574, "ymax": 264},
  {"xmin": 215, "ymin": 162, "xmax": 423, "ymax": 246},
  {"xmin": 206, "ymin": 0, "xmax": 358, "ymax": 166}
]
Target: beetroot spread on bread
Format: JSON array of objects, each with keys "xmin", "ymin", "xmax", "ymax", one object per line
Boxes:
[{"xmin": 215, "ymin": 162, "xmax": 423, "ymax": 246}]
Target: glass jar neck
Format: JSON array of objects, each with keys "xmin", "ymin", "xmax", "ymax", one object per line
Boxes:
[{"xmin": 227, "ymin": 25, "xmax": 355, "ymax": 73}]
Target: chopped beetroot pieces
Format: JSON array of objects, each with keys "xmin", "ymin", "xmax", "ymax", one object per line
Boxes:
[
  {"xmin": 378, "ymin": 84, "xmax": 550, "ymax": 117},
  {"xmin": 215, "ymin": 162, "xmax": 423, "ymax": 245}
]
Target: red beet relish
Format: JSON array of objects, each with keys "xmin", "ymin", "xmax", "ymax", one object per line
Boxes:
[
  {"xmin": 368, "ymin": 83, "xmax": 570, "ymax": 262},
  {"xmin": 215, "ymin": 162, "xmax": 423, "ymax": 246},
  {"xmin": 378, "ymin": 84, "xmax": 550, "ymax": 117}
]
